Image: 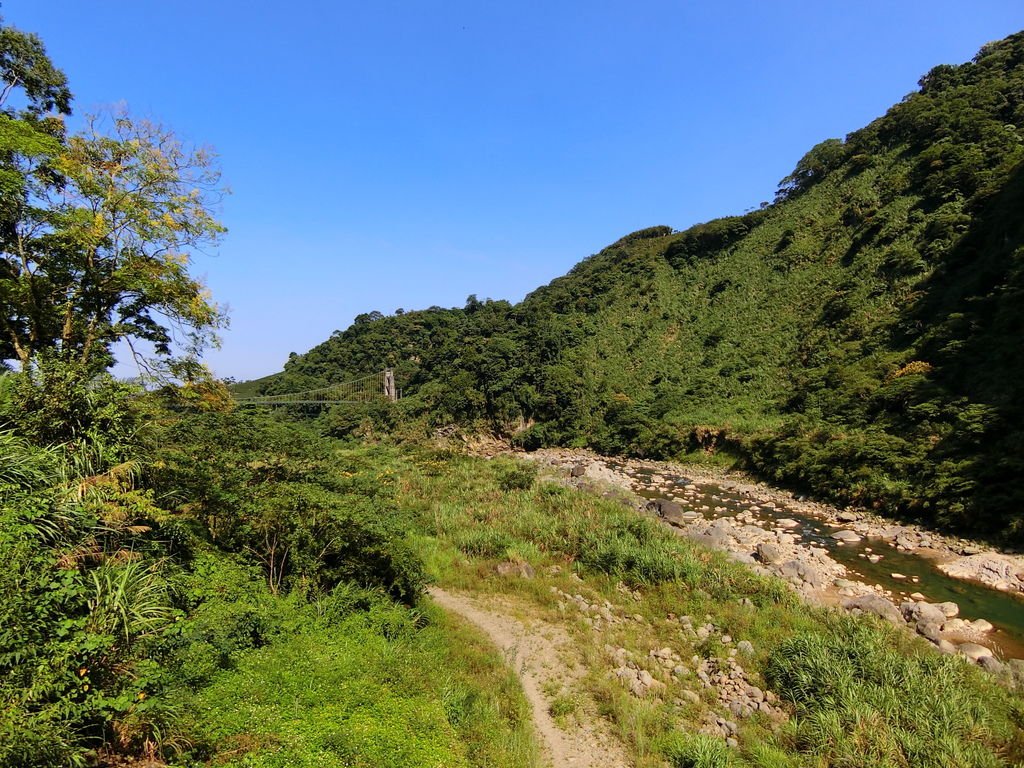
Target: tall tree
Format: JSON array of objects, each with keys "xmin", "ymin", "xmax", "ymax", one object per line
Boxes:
[{"xmin": 0, "ymin": 18, "xmax": 226, "ymax": 378}]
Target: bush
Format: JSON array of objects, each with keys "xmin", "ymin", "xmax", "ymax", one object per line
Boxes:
[{"xmin": 496, "ymin": 461, "xmax": 537, "ymax": 492}]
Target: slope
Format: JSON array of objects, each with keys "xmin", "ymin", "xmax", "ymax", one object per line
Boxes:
[{"xmin": 254, "ymin": 31, "xmax": 1024, "ymax": 542}]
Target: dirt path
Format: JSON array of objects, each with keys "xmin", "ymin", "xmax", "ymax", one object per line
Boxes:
[{"xmin": 428, "ymin": 587, "xmax": 632, "ymax": 768}]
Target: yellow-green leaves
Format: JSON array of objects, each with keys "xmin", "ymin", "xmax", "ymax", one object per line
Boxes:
[{"xmin": 2, "ymin": 107, "xmax": 228, "ymax": 378}]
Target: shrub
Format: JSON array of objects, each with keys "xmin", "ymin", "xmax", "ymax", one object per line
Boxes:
[{"xmin": 496, "ymin": 461, "xmax": 538, "ymax": 492}]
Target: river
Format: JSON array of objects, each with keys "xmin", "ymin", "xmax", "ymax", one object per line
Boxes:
[{"xmin": 592, "ymin": 456, "xmax": 1024, "ymax": 660}]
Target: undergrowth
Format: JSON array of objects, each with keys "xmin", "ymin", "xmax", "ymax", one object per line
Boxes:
[{"xmin": 394, "ymin": 446, "xmax": 1024, "ymax": 768}]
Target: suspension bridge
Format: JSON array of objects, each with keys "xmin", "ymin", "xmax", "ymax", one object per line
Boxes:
[{"xmin": 234, "ymin": 368, "xmax": 398, "ymax": 406}]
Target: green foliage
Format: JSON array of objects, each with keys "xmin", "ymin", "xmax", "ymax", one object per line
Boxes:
[
  {"xmin": 411, "ymin": 451, "xmax": 789, "ymax": 601},
  {"xmin": 495, "ymin": 459, "xmax": 537, "ymax": 491},
  {"xmin": 0, "ymin": 358, "xmax": 142, "ymax": 445},
  {"xmin": 0, "ymin": 19, "xmax": 72, "ymax": 117},
  {"xmin": 765, "ymin": 621, "xmax": 1021, "ymax": 767},
  {"xmin": 258, "ymin": 30, "xmax": 1024, "ymax": 543},
  {"xmin": 397, "ymin": 448, "xmax": 1024, "ymax": 768},
  {"xmin": 149, "ymin": 411, "xmax": 425, "ymax": 602},
  {"xmin": 661, "ymin": 732, "xmax": 737, "ymax": 768}
]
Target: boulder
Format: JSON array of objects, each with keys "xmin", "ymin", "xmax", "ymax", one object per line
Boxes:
[
  {"xmin": 958, "ymin": 642, "xmax": 993, "ymax": 662},
  {"xmin": 978, "ymin": 656, "xmax": 1006, "ymax": 675},
  {"xmin": 900, "ymin": 601, "xmax": 947, "ymax": 626},
  {"xmin": 936, "ymin": 601, "xmax": 959, "ymax": 618},
  {"xmin": 647, "ymin": 498, "xmax": 685, "ymax": 525},
  {"xmin": 755, "ymin": 542, "xmax": 784, "ymax": 565},
  {"xmin": 916, "ymin": 620, "xmax": 943, "ymax": 645},
  {"xmin": 832, "ymin": 530, "xmax": 862, "ymax": 543},
  {"xmin": 842, "ymin": 594, "xmax": 904, "ymax": 625},
  {"xmin": 688, "ymin": 529, "xmax": 730, "ymax": 550},
  {"xmin": 777, "ymin": 560, "xmax": 826, "ymax": 589},
  {"xmin": 495, "ymin": 561, "xmax": 535, "ymax": 579},
  {"xmin": 940, "ymin": 554, "xmax": 1024, "ymax": 593},
  {"xmin": 937, "ymin": 639, "xmax": 958, "ymax": 655}
]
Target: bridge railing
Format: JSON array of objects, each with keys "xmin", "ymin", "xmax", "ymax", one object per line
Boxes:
[{"xmin": 234, "ymin": 368, "xmax": 398, "ymax": 406}]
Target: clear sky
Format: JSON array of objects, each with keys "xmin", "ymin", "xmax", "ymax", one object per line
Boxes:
[{"xmin": 8, "ymin": 1, "xmax": 1024, "ymax": 380}]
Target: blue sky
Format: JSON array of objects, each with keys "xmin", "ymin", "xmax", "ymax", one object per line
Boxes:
[{"xmin": 9, "ymin": 1, "xmax": 1024, "ymax": 380}]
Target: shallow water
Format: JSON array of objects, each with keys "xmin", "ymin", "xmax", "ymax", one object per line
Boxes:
[{"xmin": 615, "ymin": 462, "xmax": 1024, "ymax": 659}]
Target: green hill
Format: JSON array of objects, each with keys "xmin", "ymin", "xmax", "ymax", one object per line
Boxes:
[{"xmin": 256, "ymin": 31, "xmax": 1024, "ymax": 542}]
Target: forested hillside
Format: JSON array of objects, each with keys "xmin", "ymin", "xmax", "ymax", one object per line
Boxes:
[
  {"xmin": 267, "ymin": 31, "xmax": 1024, "ymax": 542},
  {"xmin": 5, "ymin": 15, "xmax": 1024, "ymax": 766}
]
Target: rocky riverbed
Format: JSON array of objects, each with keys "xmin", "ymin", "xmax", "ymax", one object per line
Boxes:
[{"xmin": 522, "ymin": 448, "xmax": 1024, "ymax": 671}]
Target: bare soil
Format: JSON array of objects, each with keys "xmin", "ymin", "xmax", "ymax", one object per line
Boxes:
[{"xmin": 428, "ymin": 587, "xmax": 632, "ymax": 768}]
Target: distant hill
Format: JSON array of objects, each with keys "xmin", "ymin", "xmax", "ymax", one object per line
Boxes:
[{"xmin": 248, "ymin": 31, "xmax": 1024, "ymax": 542}]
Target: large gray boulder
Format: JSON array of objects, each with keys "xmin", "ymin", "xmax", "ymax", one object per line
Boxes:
[
  {"xmin": 900, "ymin": 601, "xmax": 947, "ymax": 626},
  {"xmin": 688, "ymin": 529, "xmax": 730, "ymax": 549},
  {"xmin": 755, "ymin": 542, "xmax": 784, "ymax": 565},
  {"xmin": 647, "ymin": 498, "xmax": 686, "ymax": 526},
  {"xmin": 842, "ymin": 594, "xmax": 904, "ymax": 625},
  {"xmin": 832, "ymin": 530, "xmax": 863, "ymax": 543},
  {"xmin": 777, "ymin": 559, "xmax": 827, "ymax": 589},
  {"xmin": 958, "ymin": 642, "xmax": 993, "ymax": 662}
]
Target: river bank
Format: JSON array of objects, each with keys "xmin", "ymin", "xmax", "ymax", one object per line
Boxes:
[{"xmin": 519, "ymin": 448, "xmax": 1024, "ymax": 669}]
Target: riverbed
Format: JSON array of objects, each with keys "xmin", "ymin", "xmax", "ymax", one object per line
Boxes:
[{"xmin": 526, "ymin": 449, "xmax": 1024, "ymax": 663}]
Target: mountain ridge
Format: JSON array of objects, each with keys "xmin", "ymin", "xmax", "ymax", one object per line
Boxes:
[{"xmin": 252, "ymin": 30, "xmax": 1024, "ymax": 542}]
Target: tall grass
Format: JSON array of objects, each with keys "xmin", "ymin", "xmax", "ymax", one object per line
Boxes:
[
  {"xmin": 766, "ymin": 621, "xmax": 1021, "ymax": 768},
  {"xmin": 393, "ymin": 447, "xmax": 1024, "ymax": 768}
]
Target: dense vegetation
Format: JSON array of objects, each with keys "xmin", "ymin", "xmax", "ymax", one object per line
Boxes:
[
  {"xmin": 264, "ymin": 32, "xmax": 1024, "ymax": 542},
  {"xmin": 396, "ymin": 448, "xmax": 1024, "ymax": 767},
  {"xmin": 0, "ymin": 19, "xmax": 532, "ymax": 767},
  {"xmin": 5, "ymin": 15, "xmax": 1024, "ymax": 768}
]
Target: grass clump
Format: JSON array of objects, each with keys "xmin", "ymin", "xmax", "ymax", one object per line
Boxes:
[
  {"xmin": 661, "ymin": 732, "xmax": 737, "ymax": 767},
  {"xmin": 765, "ymin": 621, "xmax": 1022, "ymax": 768}
]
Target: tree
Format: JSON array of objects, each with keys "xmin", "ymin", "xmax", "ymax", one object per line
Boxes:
[
  {"xmin": 0, "ymin": 19, "xmax": 71, "ymax": 117},
  {"xmin": 0, "ymin": 17, "xmax": 226, "ymax": 379},
  {"xmin": 0, "ymin": 109, "xmax": 227, "ymax": 376}
]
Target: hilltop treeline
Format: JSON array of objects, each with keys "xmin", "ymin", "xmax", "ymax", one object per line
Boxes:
[{"xmin": 264, "ymin": 32, "xmax": 1024, "ymax": 542}]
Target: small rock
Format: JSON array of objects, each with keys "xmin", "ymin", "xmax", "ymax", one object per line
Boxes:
[{"xmin": 737, "ymin": 640, "xmax": 754, "ymax": 656}]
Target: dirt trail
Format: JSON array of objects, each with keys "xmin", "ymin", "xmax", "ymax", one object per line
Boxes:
[{"xmin": 428, "ymin": 587, "xmax": 631, "ymax": 768}]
